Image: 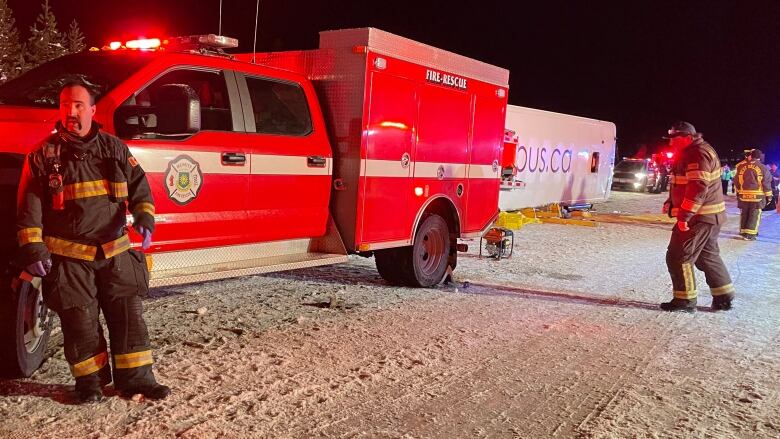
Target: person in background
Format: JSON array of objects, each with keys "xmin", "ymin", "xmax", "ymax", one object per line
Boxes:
[
  {"xmin": 720, "ymin": 163, "xmax": 732, "ymax": 195},
  {"xmin": 766, "ymin": 162, "xmax": 779, "ymax": 211},
  {"xmin": 734, "ymin": 149, "xmax": 772, "ymax": 240}
]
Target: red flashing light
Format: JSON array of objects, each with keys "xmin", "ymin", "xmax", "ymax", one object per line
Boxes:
[
  {"xmin": 109, "ymin": 41, "xmax": 121, "ymax": 50},
  {"xmin": 125, "ymin": 38, "xmax": 162, "ymax": 50},
  {"xmin": 665, "ymin": 152, "xmax": 674, "ymax": 159}
]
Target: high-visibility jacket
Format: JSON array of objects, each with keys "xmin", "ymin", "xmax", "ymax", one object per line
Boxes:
[
  {"xmin": 734, "ymin": 159, "xmax": 773, "ymax": 209},
  {"xmin": 667, "ymin": 137, "xmax": 726, "ymax": 224},
  {"xmin": 16, "ymin": 122, "xmax": 155, "ymax": 265}
]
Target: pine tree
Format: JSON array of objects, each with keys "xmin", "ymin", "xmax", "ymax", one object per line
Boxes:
[
  {"xmin": 25, "ymin": 0, "xmax": 67, "ymax": 71},
  {"xmin": 66, "ymin": 19, "xmax": 85, "ymax": 53},
  {"xmin": 0, "ymin": 0, "xmax": 23, "ymax": 83}
]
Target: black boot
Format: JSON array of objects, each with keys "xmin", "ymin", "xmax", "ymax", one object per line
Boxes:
[
  {"xmin": 75, "ymin": 383, "xmax": 104, "ymax": 403},
  {"xmin": 712, "ymin": 294, "xmax": 734, "ymax": 311},
  {"xmin": 660, "ymin": 298, "xmax": 696, "ymax": 313},
  {"xmin": 120, "ymin": 383, "xmax": 171, "ymax": 400}
]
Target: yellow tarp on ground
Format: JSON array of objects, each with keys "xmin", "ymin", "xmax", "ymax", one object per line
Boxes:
[
  {"xmin": 497, "ymin": 204, "xmax": 675, "ymax": 231},
  {"xmin": 592, "ymin": 213, "xmax": 676, "ymax": 225}
]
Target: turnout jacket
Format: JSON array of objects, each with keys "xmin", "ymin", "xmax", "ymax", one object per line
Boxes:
[
  {"xmin": 16, "ymin": 122, "xmax": 155, "ymax": 265},
  {"xmin": 667, "ymin": 137, "xmax": 726, "ymax": 225},
  {"xmin": 734, "ymin": 158, "xmax": 772, "ymax": 209}
]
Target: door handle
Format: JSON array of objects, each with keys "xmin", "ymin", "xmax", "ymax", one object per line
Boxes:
[
  {"xmin": 221, "ymin": 152, "xmax": 246, "ymax": 165},
  {"xmin": 307, "ymin": 155, "xmax": 327, "ymax": 168}
]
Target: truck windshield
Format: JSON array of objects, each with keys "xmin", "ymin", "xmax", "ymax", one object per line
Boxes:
[
  {"xmin": 0, "ymin": 52, "xmax": 154, "ymax": 107},
  {"xmin": 615, "ymin": 161, "xmax": 645, "ymax": 172}
]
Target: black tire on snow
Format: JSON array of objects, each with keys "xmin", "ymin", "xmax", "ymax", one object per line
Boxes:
[
  {"xmin": 374, "ymin": 214, "xmax": 451, "ymax": 287},
  {"xmin": 0, "ymin": 276, "xmax": 51, "ymax": 378}
]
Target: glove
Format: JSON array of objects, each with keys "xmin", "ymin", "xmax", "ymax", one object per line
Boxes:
[
  {"xmin": 136, "ymin": 225, "xmax": 152, "ymax": 250},
  {"xmin": 26, "ymin": 259, "xmax": 52, "ymax": 277},
  {"xmin": 677, "ymin": 220, "xmax": 690, "ymax": 232}
]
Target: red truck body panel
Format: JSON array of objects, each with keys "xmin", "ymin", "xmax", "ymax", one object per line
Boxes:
[{"xmin": 244, "ymin": 28, "xmax": 509, "ymax": 251}]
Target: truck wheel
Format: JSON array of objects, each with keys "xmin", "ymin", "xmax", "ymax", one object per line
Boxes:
[
  {"xmin": 375, "ymin": 248, "xmax": 405, "ymax": 285},
  {"xmin": 0, "ymin": 277, "xmax": 51, "ymax": 377},
  {"xmin": 375, "ymin": 214, "xmax": 451, "ymax": 287}
]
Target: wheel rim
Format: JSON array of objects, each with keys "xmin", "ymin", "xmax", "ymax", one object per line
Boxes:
[
  {"xmin": 417, "ymin": 224, "xmax": 446, "ymax": 277},
  {"xmin": 23, "ymin": 287, "xmax": 48, "ymax": 354}
]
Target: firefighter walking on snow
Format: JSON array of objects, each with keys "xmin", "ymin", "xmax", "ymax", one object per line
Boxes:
[
  {"xmin": 734, "ymin": 149, "xmax": 773, "ymax": 240},
  {"xmin": 661, "ymin": 121, "xmax": 735, "ymax": 313},
  {"xmin": 16, "ymin": 79, "xmax": 170, "ymax": 403}
]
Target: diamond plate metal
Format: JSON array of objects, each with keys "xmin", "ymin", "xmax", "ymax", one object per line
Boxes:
[{"xmin": 319, "ymin": 28, "xmax": 509, "ymax": 87}]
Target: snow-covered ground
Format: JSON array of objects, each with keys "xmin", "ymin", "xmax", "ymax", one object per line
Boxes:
[{"xmin": 1, "ymin": 191, "xmax": 778, "ymax": 439}]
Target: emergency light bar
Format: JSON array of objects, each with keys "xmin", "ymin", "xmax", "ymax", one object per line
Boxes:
[
  {"xmin": 102, "ymin": 34, "xmax": 238, "ymax": 52},
  {"xmin": 168, "ymin": 34, "xmax": 239, "ymax": 50}
]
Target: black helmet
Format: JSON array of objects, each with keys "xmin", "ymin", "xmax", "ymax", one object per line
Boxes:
[{"xmin": 665, "ymin": 121, "xmax": 698, "ymax": 138}]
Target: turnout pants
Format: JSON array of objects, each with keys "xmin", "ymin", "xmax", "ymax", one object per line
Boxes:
[
  {"xmin": 42, "ymin": 250, "xmax": 157, "ymax": 391},
  {"xmin": 666, "ymin": 221, "xmax": 735, "ymax": 300},
  {"xmin": 739, "ymin": 206, "xmax": 762, "ymax": 236}
]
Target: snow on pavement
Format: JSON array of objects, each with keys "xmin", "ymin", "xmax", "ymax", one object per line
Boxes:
[{"xmin": 1, "ymin": 191, "xmax": 778, "ymax": 438}]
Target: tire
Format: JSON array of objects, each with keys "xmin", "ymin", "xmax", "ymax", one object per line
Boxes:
[
  {"xmin": 375, "ymin": 214, "xmax": 451, "ymax": 287},
  {"xmin": 0, "ymin": 275, "xmax": 51, "ymax": 378},
  {"xmin": 375, "ymin": 247, "xmax": 404, "ymax": 285}
]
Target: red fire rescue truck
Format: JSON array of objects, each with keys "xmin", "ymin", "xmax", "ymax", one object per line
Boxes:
[{"xmin": 0, "ymin": 29, "xmax": 509, "ymax": 376}]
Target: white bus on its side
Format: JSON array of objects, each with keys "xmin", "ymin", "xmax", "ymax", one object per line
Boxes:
[{"xmin": 499, "ymin": 105, "xmax": 616, "ymax": 211}]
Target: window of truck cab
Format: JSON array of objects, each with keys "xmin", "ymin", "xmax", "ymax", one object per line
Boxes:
[
  {"xmin": 0, "ymin": 52, "xmax": 154, "ymax": 107},
  {"xmin": 242, "ymin": 74, "xmax": 313, "ymax": 136},
  {"xmin": 115, "ymin": 67, "xmax": 237, "ymax": 139}
]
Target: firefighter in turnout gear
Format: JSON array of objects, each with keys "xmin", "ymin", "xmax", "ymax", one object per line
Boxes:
[
  {"xmin": 661, "ymin": 122, "xmax": 735, "ymax": 312},
  {"xmin": 734, "ymin": 149, "xmax": 773, "ymax": 240},
  {"xmin": 16, "ymin": 80, "xmax": 170, "ymax": 403}
]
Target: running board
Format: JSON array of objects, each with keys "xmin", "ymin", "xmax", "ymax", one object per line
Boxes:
[
  {"xmin": 150, "ymin": 251, "xmax": 348, "ymax": 287},
  {"xmin": 149, "ymin": 216, "xmax": 348, "ymax": 287}
]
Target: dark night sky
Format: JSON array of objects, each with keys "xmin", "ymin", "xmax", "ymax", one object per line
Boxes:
[{"xmin": 7, "ymin": 0, "xmax": 780, "ymax": 161}]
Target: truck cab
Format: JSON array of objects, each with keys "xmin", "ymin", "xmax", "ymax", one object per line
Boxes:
[{"xmin": 0, "ymin": 30, "xmax": 509, "ymax": 376}]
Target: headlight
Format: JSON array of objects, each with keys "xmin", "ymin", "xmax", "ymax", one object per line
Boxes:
[{"xmin": 634, "ymin": 172, "xmax": 646, "ymax": 179}]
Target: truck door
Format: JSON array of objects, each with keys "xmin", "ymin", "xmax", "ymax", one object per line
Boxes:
[
  {"xmin": 361, "ymin": 72, "xmax": 416, "ymax": 243},
  {"xmin": 235, "ymin": 73, "xmax": 331, "ymax": 241},
  {"xmin": 114, "ymin": 67, "xmax": 250, "ymax": 251},
  {"xmin": 465, "ymin": 93, "xmax": 504, "ymax": 231}
]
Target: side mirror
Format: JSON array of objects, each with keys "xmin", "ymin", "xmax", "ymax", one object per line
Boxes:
[
  {"xmin": 114, "ymin": 84, "xmax": 201, "ymax": 139},
  {"xmin": 155, "ymin": 84, "xmax": 201, "ymax": 135}
]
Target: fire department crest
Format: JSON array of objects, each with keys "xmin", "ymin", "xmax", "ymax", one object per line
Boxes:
[{"xmin": 165, "ymin": 155, "xmax": 203, "ymax": 205}]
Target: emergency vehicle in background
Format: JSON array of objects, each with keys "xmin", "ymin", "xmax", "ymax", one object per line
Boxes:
[
  {"xmin": 611, "ymin": 152, "xmax": 673, "ymax": 194},
  {"xmin": 0, "ymin": 28, "xmax": 508, "ymax": 376},
  {"xmin": 498, "ymin": 105, "xmax": 616, "ymax": 211}
]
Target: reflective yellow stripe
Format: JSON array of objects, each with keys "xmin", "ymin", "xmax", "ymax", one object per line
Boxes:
[
  {"xmin": 685, "ymin": 170, "xmax": 721, "ymax": 181},
  {"xmin": 44, "ymin": 236, "xmax": 97, "ymax": 261},
  {"xmin": 674, "ymin": 289, "xmax": 698, "ymax": 299},
  {"xmin": 672, "ymin": 176, "xmax": 688, "ymax": 185},
  {"xmin": 675, "ymin": 262, "xmax": 697, "ymax": 299},
  {"xmin": 765, "ymin": 191, "xmax": 773, "ymax": 196},
  {"xmin": 133, "ymin": 202, "xmax": 155, "ymax": 216},
  {"xmin": 114, "ymin": 350, "xmax": 154, "ymax": 369},
  {"xmin": 739, "ymin": 189, "xmax": 765, "ymax": 195},
  {"xmin": 101, "ymin": 235, "xmax": 131, "ymax": 259},
  {"xmin": 697, "ymin": 202, "xmax": 726, "ymax": 214},
  {"xmin": 110, "ymin": 181, "xmax": 128, "ymax": 198},
  {"xmin": 681, "ymin": 198, "xmax": 702, "ymax": 211},
  {"xmin": 711, "ymin": 283, "xmax": 735, "ymax": 296},
  {"xmin": 17, "ymin": 227, "xmax": 43, "ymax": 245},
  {"xmin": 63, "ymin": 180, "xmax": 109, "ymax": 201},
  {"xmin": 62, "ymin": 180, "xmax": 128, "ymax": 201},
  {"xmin": 670, "ymin": 207, "xmax": 679, "ymax": 217},
  {"xmin": 686, "ymin": 163, "xmax": 699, "ymax": 170},
  {"xmin": 71, "ymin": 351, "xmax": 108, "ymax": 377}
]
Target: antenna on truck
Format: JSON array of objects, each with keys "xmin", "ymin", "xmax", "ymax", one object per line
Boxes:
[
  {"xmin": 218, "ymin": 0, "xmax": 223, "ymax": 35},
  {"xmin": 252, "ymin": 0, "xmax": 260, "ymax": 64}
]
